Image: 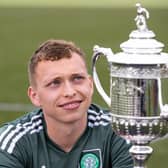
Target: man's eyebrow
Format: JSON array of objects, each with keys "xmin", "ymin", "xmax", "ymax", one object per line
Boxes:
[
  {"xmin": 43, "ymin": 76, "xmax": 61, "ymax": 84},
  {"xmin": 71, "ymin": 73, "xmax": 87, "ymax": 76}
]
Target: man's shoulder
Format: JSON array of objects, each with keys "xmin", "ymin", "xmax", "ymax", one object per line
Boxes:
[
  {"xmin": 0, "ymin": 108, "xmax": 43, "ymax": 154},
  {"xmin": 88, "ymin": 104, "xmax": 112, "ymax": 128},
  {"xmin": 0, "ymin": 108, "xmax": 43, "ymax": 129}
]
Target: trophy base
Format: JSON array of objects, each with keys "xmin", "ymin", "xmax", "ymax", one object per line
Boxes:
[
  {"xmin": 111, "ymin": 113, "xmax": 168, "ymax": 167},
  {"xmin": 130, "ymin": 145, "xmax": 153, "ymax": 168}
]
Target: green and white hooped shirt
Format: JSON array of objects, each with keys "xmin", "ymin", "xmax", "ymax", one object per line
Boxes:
[{"xmin": 0, "ymin": 104, "xmax": 133, "ymax": 168}]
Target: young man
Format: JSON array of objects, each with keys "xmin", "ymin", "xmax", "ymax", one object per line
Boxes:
[{"xmin": 0, "ymin": 39, "xmax": 133, "ymax": 168}]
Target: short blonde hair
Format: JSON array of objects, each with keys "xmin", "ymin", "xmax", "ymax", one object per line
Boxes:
[{"xmin": 28, "ymin": 39, "xmax": 86, "ymax": 86}]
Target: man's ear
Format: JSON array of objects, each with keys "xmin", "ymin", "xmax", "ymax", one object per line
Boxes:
[{"xmin": 27, "ymin": 86, "xmax": 41, "ymax": 107}]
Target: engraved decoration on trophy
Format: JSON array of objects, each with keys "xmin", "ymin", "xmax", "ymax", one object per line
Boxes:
[{"xmin": 92, "ymin": 3, "xmax": 168, "ymax": 168}]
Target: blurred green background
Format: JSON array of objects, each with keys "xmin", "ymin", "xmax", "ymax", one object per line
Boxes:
[{"xmin": 0, "ymin": 0, "xmax": 168, "ymax": 167}]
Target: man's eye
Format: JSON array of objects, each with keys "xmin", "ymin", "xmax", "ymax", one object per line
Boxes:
[
  {"xmin": 73, "ymin": 76, "xmax": 85, "ymax": 82},
  {"xmin": 52, "ymin": 79, "xmax": 61, "ymax": 85},
  {"xmin": 47, "ymin": 80, "xmax": 61, "ymax": 87}
]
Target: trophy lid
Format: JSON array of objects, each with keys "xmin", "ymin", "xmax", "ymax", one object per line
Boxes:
[{"xmin": 113, "ymin": 3, "xmax": 168, "ymax": 64}]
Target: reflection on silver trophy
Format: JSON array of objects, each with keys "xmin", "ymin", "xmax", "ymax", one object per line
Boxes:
[{"xmin": 92, "ymin": 3, "xmax": 168, "ymax": 168}]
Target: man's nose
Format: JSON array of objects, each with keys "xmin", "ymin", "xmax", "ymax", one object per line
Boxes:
[{"xmin": 63, "ymin": 81, "xmax": 76, "ymax": 97}]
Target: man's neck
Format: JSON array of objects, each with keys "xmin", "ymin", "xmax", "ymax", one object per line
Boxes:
[{"xmin": 45, "ymin": 114, "xmax": 87, "ymax": 152}]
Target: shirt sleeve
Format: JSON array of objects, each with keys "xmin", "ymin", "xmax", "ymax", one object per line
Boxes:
[
  {"xmin": 0, "ymin": 125, "xmax": 25, "ymax": 168},
  {"xmin": 110, "ymin": 133, "xmax": 134, "ymax": 168},
  {"xmin": 0, "ymin": 149, "xmax": 24, "ymax": 168}
]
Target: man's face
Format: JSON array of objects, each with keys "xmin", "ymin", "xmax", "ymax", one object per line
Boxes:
[{"xmin": 28, "ymin": 52, "xmax": 93, "ymax": 124}]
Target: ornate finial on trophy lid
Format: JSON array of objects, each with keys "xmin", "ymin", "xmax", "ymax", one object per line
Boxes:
[
  {"xmin": 119, "ymin": 3, "xmax": 165, "ymax": 59},
  {"xmin": 135, "ymin": 3, "xmax": 149, "ymax": 31},
  {"xmin": 129, "ymin": 3, "xmax": 155, "ymax": 38}
]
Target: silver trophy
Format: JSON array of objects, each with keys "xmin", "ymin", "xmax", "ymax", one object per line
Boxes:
[{"xmin": 92, "ymin": 3, "xmax": 168, "ymax": 168}]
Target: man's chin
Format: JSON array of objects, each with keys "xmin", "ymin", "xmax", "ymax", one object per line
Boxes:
[{"xmin": 62, "ymin": 112, "xmax": 87, "ymax": 124}]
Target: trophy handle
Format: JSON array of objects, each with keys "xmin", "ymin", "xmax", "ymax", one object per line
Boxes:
[{"xmin": 92, "ymin": 45, "xmax": 113, "ymax": 107}]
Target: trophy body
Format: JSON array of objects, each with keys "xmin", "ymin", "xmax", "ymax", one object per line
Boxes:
[{"xmin": 92, "ymin": 4, "xmax": 168, "ymax": 168}]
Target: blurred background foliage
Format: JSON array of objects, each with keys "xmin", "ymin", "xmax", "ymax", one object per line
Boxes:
[{"xmin": 0, "ymin": 0, "xmax": 168, "ymax": 167}]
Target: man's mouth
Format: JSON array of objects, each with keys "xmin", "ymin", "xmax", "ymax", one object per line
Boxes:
[{"xmin": 59, "ymin": 100, "xmax": 82, "ymax": 110}]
